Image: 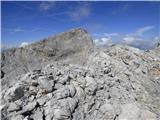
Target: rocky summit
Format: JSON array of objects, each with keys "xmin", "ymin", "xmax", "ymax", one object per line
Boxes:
[
  {"xmin": 1, "ymin": 28, "xmax": 93, "ymax": 89},
  {"xmin": 1, "ymin": 28, "xmax": 160, "ymax": 120}
]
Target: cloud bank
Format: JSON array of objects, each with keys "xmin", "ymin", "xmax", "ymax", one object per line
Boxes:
[
  {"xmin": 94, "ymin": 37, "xmax": 113, "ymax": 47},
  {"xmin": 135, "ymin": 26, "xmax": 154, "ymax": 36},
  {"xmin": 94, "ymin": 25, "xmax": 158, "ymax": 50},
  {"xmin": 19, "ymin": 42, "xmax": 28, "ymax": 47}
]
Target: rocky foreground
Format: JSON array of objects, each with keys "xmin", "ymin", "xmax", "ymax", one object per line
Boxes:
[{"xmin": 1, "ymin": 28, "xmax": 160, "ymax": 120}]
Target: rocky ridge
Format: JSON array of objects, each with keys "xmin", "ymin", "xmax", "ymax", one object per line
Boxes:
[
  {"xmin": 1, "ymin": 28, "xmax": 93, "ymax": 88},
  {"xmin": 1, "ymin": 28, "xmax": 160, "ymax": 120}
]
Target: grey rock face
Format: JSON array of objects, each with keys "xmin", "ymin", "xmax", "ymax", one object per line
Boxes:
[
  {"xmin": 1, "ymin": 28, "xmax": 160, "ymax": 120},
  {"xmin": 118, "ymin": 102, "xmax": 156, "ymax": 120},
  {"xmin": 38, "ymin": 76, "xmax": 54, "ymax": 93},
  {"xmin": 1, "ymin": 28, "xmax": 94, "ymax": 88},
  {"xmin": 2, "ymin": 83, "xmax": 25, "ymax": 102}
]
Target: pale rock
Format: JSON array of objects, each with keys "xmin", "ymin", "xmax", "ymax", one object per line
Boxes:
[
  {"xmin": 67, "ymin": 84, "xmax": 77, "ymax": 97},
  {"xmin": 99, "ymin": 103, "xmax": 115, "ymax": 120},
  {"xmin": 30, "ymin": 108, "xmax": 44, "ymax": 120},
  {"xmin": 85, "ymin": 76, "xmax": 97, "ymax": 95},
  {"xmin": 53, "ymin": 98, "xmax": 78, "ymax": 119},
  {"xmin": 28, "ymin": 95, "xmax": 35, "ymax": 102},
  {"xmin": 10, "ymin": 115, "xmax": 24, "ymax": 120},
  {"xmin": 37, "ymin": 96, "xmax": 49, "ymax": 106},
  {"xmin": 118, "ymin": 102, "xmax": 154, "ymax": 120},
  {"xmin": 75, "ymin": 85, "xmax": 86, "ymax": 101},
  {"xmin": 38, "ymin": 76, "xmax": 54, "ymax": 93},
  {"xmin": 76, "ymin": 77, "xmax": 86, "ymax": 88},
  {"xmin": 55, "ymin": 84, "xmax": 76, "ymax": 99},
  {"xmin": 21, "ymin": 101, "xmax": 37, "ymax": 115},
  {"xmin": 7, "ymin": 102, "xmax": 21, "ymax": 112},
  {"xmin": 4, "ymin": 83, "xmax": 25, "ymax": 102},
  {"xmin": 141, "ymin": 109, "xmax": 156, "ymax": 120},
  {"xmin": 59, "ymin": 76, "xmax": 70, "ymax": 85},
  {"xmin": 54, "ymin": 108, "xmax": 70, "ymax": 120},
  {"xmin": 84, "ymin": 98, "xmax": 95, "ymax": 113},
  {"xmin": 85, "ymin": 76, "xmax": 95, "ymax": 86}
]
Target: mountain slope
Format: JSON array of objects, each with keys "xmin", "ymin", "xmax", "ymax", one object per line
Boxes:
[
  {"xmin": 1, "ymin": 28, "xmax": 94, "ymax": 88},
  {"xmin": 1, "ymin": 28, "xmax": 160, "ymax": 120}
]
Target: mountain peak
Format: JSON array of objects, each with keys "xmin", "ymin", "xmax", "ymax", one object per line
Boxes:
[{"xmin": 1, "ymin": 28, "xmax": 94, "ymax": 87}]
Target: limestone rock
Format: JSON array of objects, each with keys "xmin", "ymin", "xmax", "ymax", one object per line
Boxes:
[
  {"xmin": 3, "ymin": 83, "xmax": 25, "ymax": 102},
  {"xmin": 1, "ymin": 28, "xmax": 160, "ymax": 120},
  {"xmin": 118, "ymin": 102, "xmax": 156, "ymax": 120},
  {"xmin": 54, "ymin": 84, "xmax": 76, "ymax": 99},
  {"xmin": 1, "ymin": 28, "xmax": 94, "ymax": 88},
  {"xmin": 7, "ymin": 102, "xmax": 21, "ymax": 112},
  {"xmin": 38, "ymin": 76, "xmax": 54, "ymax": 93}
]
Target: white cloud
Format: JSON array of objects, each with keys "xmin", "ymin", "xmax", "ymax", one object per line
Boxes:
[
  {"xmin": 121, "ymin": 25, "xmax": 156, "ymax": 49},
  {"xmin": 154, "ymin": 36, "xmax": 160, "ymax": 41},
  {"xmin": 93, "ymin": 32, "xmax": 119, "ymax": 47},
  {"xmin": 19, "ymin": 42, "xmax": 28, "ymax": 47},
  {"xmin": 122, "ymin": 33, "xmax": 145, "ymax": 46},
  {"xmin": 94, "ymin": 37, "xmax": 113, "ymax": 47},
  {"xmin": 123, "ymin": 36, "xmax": 137, "ymax": 44},
  {"xmin": 69, "ymin": 5, "xmax": 90, "ymax": 21},
  {"xmin": 40, "ymin": 1, "xmax": 55, "ymax": 11},
  {"xmin": 13, "ymin": 27, "xmax": 25, "ymax": 32},
  {"xmin": 154, "ymin": 36, "xmax": 160, "ymax": 47},
  {"xmin": 93, "ymin": 25, "xmax": 156, "ymax": 50},
  {"xmin": 135, "ymin": 26, "xmax": 154, "ymax": 36},
  {"xmin": 122, "ymin": 34, "xmax": 158, "ymax": 50}
]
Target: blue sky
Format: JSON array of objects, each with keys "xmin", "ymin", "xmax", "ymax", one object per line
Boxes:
[{"xmin": 1, "ymin": 1, "xmax": 160, "ymax": 49}]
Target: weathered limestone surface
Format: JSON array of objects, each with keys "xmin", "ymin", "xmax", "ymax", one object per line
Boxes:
[
  {"xmin": 1, "ymin": 28, "xmax": 94, "ymax": 88},
  {"xmin": 1, "ymin": 28, "xmax": 160, "ymax": 120}
]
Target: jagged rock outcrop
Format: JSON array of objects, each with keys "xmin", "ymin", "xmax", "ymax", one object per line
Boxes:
[
  {"xmin": 1, "ymin": 28, "xmax": 160, "ymax": 120},
  {"xmin": 1, "ymin": 28, "xmax": 94, "ymax": 88}
]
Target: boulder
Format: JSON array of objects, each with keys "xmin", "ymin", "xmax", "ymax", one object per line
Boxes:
[
  {"xmin": 38, "ymin": 76, "xmax": 54, "ymax": 93},
  {"xmin": 118, "ymin": 102, "xmax": 156, "ymax": 120},
  {"xmin": 3, "ymin": 83, "xmax": 25, "ymax": 102}
]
